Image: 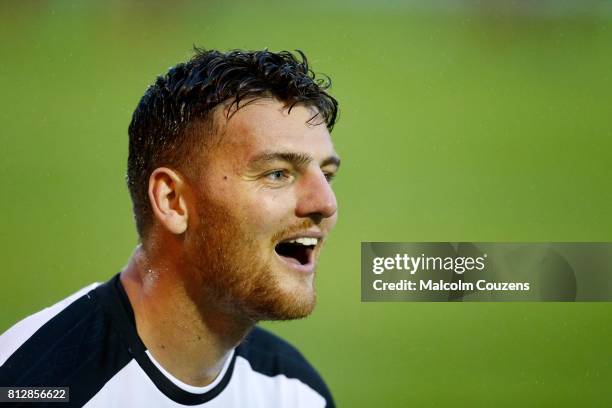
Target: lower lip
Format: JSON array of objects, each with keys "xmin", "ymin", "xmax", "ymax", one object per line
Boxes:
[{"xmin": 275, "ymin": 249, "xmax": 315, "ymax": 274}]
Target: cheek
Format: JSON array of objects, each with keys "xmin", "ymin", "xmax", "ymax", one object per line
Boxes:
[{"xmin": 245, "ymin": 192, "xmax": 296, "ymax": 231}]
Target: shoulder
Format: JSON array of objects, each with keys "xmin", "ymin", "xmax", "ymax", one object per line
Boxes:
[
  {"xmin": 0, "ymin": 278, "xmax": 133, "ymax": 406},
  {"xmin": 0, "ymin": 282, "xmax": 101, "ymax": 368},
  {"xmin": 236, "ymin": 326, "xmax": 335, "ymax": 407}
]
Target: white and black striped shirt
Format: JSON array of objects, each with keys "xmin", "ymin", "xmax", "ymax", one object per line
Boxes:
[{"xmin": 0, "ymin": 274, "xmax": 335, "ymax": 407}]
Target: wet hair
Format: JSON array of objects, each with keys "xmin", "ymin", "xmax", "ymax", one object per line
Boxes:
[{"xmin": 127, "ymin": 48, "xmax": 338, "ymax": 239}]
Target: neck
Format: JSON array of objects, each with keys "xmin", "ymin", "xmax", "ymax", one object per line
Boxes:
[{"xmin": 120, "ymin": 244, "xmax": 253, "ymax": 387}]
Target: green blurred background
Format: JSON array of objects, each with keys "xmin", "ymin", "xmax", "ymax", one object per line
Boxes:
[{"xmin": 1, "ymin": 1, "xmax": 611, "ymax": 406}]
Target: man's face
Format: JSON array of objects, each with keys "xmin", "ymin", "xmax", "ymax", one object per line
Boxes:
[{"xmin": 184, "ymin": 98, "xmax": 339, "ymax": 321}]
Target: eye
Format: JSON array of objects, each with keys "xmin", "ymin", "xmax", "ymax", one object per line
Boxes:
[
  {"xmin": 324, "ymin": 172, "xmax": 336, "ymax": 183},
  {"xmin": 265, "ymin": 169, "xmax": 291, "ymax": 182}
]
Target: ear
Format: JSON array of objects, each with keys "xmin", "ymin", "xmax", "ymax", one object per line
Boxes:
[{"xmin": 148, "ymin": 167, "xmax": 189, "ymax": 235}]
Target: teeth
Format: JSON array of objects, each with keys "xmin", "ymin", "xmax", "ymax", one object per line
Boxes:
[{"xmin": 287, "ymin": 237, "xmax": 318, "ymax": 246}]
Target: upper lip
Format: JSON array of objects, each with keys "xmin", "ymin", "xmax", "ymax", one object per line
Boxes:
[{"xmin": 277, "ymin": 231, "xmax": 324, "ymax": 244}]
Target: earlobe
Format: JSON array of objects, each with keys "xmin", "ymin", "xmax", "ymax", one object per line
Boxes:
[{"xmin": 148, "ymin": 168, "xmax": 189, "ymax": 235}]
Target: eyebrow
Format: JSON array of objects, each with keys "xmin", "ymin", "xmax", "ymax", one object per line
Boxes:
[{"xmin": 248, "ymin": 151, "xmax": 341, "ymax": 170}]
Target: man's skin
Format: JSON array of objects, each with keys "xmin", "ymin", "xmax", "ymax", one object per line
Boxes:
[{"xmin": 120, "ymin": 98, "xmax": 340, "ymax": 387}]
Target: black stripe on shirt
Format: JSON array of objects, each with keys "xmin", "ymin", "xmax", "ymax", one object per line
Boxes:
[
  {"xmin": 236, "ymin": 327, "xmax": 336, "ymax": 408},
  {"xmin": 0, "ymin": 287, "xmax": 133, "ymax": 408}
]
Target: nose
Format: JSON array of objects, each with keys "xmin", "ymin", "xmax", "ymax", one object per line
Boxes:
[{"xmin": 295, "ymin": 168, "xmax": 338, "ymax": 221}]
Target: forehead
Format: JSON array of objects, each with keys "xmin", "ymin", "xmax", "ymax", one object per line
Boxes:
[{"xmin": 213, "ymin": 98, "xmax": 335, "ymax": 161}]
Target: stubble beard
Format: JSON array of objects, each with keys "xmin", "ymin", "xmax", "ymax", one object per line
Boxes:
[{"xmin": 186, "ymin": 192, "xmax": 317, "ymax": 323}]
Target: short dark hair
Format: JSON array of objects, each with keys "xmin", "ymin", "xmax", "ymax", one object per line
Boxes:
[{"xmin": 127, "ymin": 48, "xmax": 338, "ymax": 239}]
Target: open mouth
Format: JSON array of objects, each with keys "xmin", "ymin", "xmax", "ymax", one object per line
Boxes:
[{"xmin": 274, "ymin": 237, "xmax": 318, "ymax": 265}]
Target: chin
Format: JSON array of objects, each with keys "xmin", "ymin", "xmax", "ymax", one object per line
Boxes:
[
  {"xmin": 264, "ymin": 296, "xmax": 316, "ymax": 321},
  {"xmin": 246, "ymin": 278, "xmax": 317, "ymax": 322}
]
